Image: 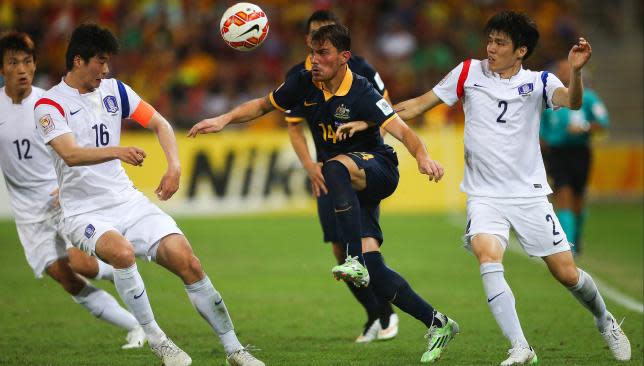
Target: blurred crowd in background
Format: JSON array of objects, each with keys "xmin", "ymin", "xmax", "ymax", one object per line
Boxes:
[{"xmin": 0, "ymin": 0, "xmax": 637, "ymax": 130}]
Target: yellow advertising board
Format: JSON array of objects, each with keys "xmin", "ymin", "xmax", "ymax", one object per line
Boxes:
[{"xmin": 121, "ymin": 128, "xmax": 642, "ymax": 215}]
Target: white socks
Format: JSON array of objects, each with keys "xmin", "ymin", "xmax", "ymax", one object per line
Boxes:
[
  {"xmin": 480, "ymin": 262, "xmax": 529, "ymax": 348},
  {"xmin": 72, "ymin": 283, "xmax": 138, "ymax": 331},
  {"xmin": 567, "ymin": 268, "xmax": 609, "ymax": 329},
  {"xmin": 113, "ymin": 263, "xmax": 165, "ymax": 345},
  {"xmin": 185, "ymin": 276, "xmax": 242, "ymax": 354},
  {"xmin": 93, "ymin": 259, "xmax": 114, "ymax": 281}
]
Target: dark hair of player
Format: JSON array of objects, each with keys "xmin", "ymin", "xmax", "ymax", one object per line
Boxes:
[
  {"xmin": 306, "ymin": 10, "xmax": 341, "ymax": 35},
  {"xmin": 310, "ymin": 24, "xmax": 350, "ymax": 52},
  {"xmin": 0, "ymin": 31, "xmax": 36, "ymax": 66},
  {"xmin": 484, "ymin": 11, "xmax": 540, "ymax": 60},
  {"xmin": 65, "ymin": 23, "xmax": 119, "ymax": 71}
]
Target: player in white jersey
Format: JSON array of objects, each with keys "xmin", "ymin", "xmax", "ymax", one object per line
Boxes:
[
  {"xmin": 394, "ymin": 11, "xmax": 630, "ymax": 365},
  {"xmin": 33, "ymin": 24, "xmax": 263, "ymax": 366},
  {"xmin": 0, "ymin": 31, "xmax": 144, "ymax": 349}
]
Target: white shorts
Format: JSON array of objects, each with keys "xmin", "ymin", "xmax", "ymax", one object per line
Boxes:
[
  {"xmin": 63, "ymin": 193, "xmax": 183, "ymax": 260},
  {"xmin": 16, "ymin": 210, "xmax": 69, "ymax": 278},
  {"xmin": 463, "ymin": 196, "xmax": 571, "ymax": 257}
]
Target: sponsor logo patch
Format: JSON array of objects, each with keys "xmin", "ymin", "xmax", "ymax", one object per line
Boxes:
[
  {"xmin": 84, "ymin": 224, "xmax": 96, "ymax": 239},
  {"xmin": 103, "ymin": 95, "xmax": 119, "ymax": 113},
  {"xmin": 39, "ymin": 114, "xmax": 55, "ymax": 134}
]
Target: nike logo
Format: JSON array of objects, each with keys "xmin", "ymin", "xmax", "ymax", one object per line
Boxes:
[
  {"xmin": 487, "ymin": 291, "xmax": 504, "ymax": 303},
  {"xmin": 473, "ymin": 83, "xmax": 486, "ymax": 88},
  {"xmin": 304, "ymin": 101, "xmax": 317, "ymax": 107},
  {"xmin": 214, "ymin": 298, "xmax": 223, "ymax": 306},
  {"xmin": 134, "ymin": 289, "xmax": 146, "ymax": 299},
  {"xmin": 70, "ymin": 109, "xmax": 81, "ymax": 115},
  {"xmin": 553, "ymin": 238, "xmax": 563, "ymax": 245},
  {"xmin": 239, "ymin": 24, "xmax": 260, "ymax": 37}
]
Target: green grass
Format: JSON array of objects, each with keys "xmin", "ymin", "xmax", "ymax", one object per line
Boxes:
[{"xmin": 0, "ymin": 202, "xmax": 641, "ymax": 365}]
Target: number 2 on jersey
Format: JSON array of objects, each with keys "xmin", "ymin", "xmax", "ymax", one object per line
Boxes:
[
  {"xmin": 91, "ymin": 123, "xmax": 110, "ymax": 146},
  {"xmin": 496, "ymin": 100, "xmax": 508, "ymax": 123}
]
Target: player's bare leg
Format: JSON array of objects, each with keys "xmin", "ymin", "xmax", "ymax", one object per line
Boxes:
[
  {"xmin": 45, "ymin": 257, "xmax": 143, "ymax": 349},
  {"xmin": 95, "ymin": 231, "xmax": 189, "ymax": 365},
  {"xmin": 543, "ymin": 251, "xmax": 630, "ymax": 360},
  {"xmin": 155, "ymin": 234, "xmax": 264, "ymax": 366},
  {"xmin": 471, "ymin": 234, "xmax": 537, "ymax": 365},
  {"xmin": 67, "ymin": 247, "xmax": 114, "ymax": 281}
]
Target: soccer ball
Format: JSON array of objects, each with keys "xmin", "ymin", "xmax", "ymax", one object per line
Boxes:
[{"xmin": 220, "ymin": 2, "xmax": 269, "ymax": 51}]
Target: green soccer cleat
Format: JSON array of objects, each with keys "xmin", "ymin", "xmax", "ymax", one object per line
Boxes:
[
  {"xmin": 420, "ymin": 315, "xmax": 459, "ymax": 363},
  {"xmin": 332, "ymin": 256, "xmax": 370, "ymax": 287}
]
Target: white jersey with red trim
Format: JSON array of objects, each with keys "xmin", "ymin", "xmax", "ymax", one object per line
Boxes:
[
  {"xmin": 34, "ymin": 78, "xmax": 144, "ymax": 217},
  {"xmin": 433, "ymin": 59, "xmax": 564, "ymax": 198},
  {"xmin": 0, "ymin": 86, "xmax": 60, "ymax": 223}
]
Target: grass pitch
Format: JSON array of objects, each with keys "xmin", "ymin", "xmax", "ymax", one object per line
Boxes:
[{"xmin": 0, "ymin": 202, "xmax": 641, "ymax": 365}]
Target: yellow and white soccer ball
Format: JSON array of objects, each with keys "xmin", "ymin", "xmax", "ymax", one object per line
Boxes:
[{"xmin": 220, "ymin": 2, "xmax": 269, "ymax": 51}]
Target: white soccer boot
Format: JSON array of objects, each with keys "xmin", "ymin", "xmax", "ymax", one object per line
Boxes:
[
  {"xmin": 377, "ymin": 313, "xmax": 399, "ymax": 341},
  {"xmin": 226, "ymin": 346, "xmax": 265, "ymax": 366},
  {"xmin": 500, "ymin": 345, "xmax": 538, "ymax": 365},
  {"xmin": 597, "ymin": 312, "xmax": 631, "ymax": 361},
  {"xmin": 355, "ymin": 319, "xmax": 382, "ymax": 343},
  {"xmin": 150, "ymin": 337, "xmax": 192, "ymax": 366},
  {"xmin": 121, "ymin": 326, "xmax": 146, "ymax": 349}
]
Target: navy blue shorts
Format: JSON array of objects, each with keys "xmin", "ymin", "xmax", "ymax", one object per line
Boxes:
[{"xmin": 316, "ymin": 150, "xmax": 399, "ymax": 245}]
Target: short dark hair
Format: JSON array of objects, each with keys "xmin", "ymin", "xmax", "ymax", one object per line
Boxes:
[
  {"xmin": 0, "ymin": 31, "xmax": 36, "ymax": 66},
  {"xmin": 484, "ymin": 11, "xmax": 539, "ymax": 60},
  {"xmin": 65, "ymin": 23, "xmax": 119, "ymax": 71},
  {"xmin": 306, "ymin": 10, "xmax": 340, "ymax": 34},
  {"xmin": 311, "ymin": 24, "xmax": 350, "ymax": 52}
]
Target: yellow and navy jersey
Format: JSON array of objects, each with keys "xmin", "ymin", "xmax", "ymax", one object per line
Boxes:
[{"xmin": 270, "ymin": 67, "xmax": 397, "ymax": 162}]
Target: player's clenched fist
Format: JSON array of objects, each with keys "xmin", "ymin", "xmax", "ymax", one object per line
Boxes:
[
  {"xmin": 417, "ymin": 157, "xmax": 444, "ymax": 183},
  {"xmin": 116, "ymin": 146, "xmax": 146, "ymax": 166}
]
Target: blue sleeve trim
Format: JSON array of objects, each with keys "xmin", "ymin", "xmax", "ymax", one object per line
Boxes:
[
  {"xmin": 541, "ymin": 71, "xmax": 549, "ymax": 109},
  {"xmin": 116, "ymin": 80, "xmax": 130, "ymax": 119}
]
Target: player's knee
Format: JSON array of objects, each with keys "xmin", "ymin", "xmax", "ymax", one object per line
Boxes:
[
  {"xmin": 553, "ymin": 265, "xmax": 579, "ymax": 287},
  {"xmin": 322, "ymin": 160, "xmax": 348, "ymax": 180},
  {"xmin": 109, "ymin": 244, "xmax": 136, "ymax": 268}
]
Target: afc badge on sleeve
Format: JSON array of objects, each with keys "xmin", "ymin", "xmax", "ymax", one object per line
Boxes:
[
  {"xmin": 376, "ymin": 99, "xmax": 394, "ymax": 116},
  {"xmin": 39, "ymin": 114, "xmax": 55, "ymax": 134}
]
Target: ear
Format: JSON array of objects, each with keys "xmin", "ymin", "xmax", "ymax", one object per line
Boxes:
[
  {"xmin": 340, "ymin": 50, "xmax": 351, "ymax": 64},
  {"xmin": 73, "ymin": 55, "xmax": 83, "ymax": 68},
  {"xmin": 516, "ymin": 46, "xmax": 528, "ymax": 59}
]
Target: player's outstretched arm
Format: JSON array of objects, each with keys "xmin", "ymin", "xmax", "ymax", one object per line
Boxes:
[
  {"xmin": 394, "ymin": 90, "xmax": 443, "ymax": 121},
  {"xmin": 49, "ymin": 133, "xmax": 146, "ymax": 167},
  {"xmin": 384, "ymin": 117, "xmax": 444, "ymax": 182},
  {"xmin": 147, "ymin": 113, "xmax": 181, "ymax": 200},
  {"xmin": 552, "ymin": 37, "xmax": 592, "ymax": 110},
  {"xmin": 287, "ymin": 122, "xmax": 327, "ymax": 197},
  {"xmin": 188, "ymin": 96, "xmax": 275, "ymax": 137}
]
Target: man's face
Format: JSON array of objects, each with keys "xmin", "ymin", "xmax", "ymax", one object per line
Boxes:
[
  {"xmin": 306, "ymin": 20, "xmax": 335, "ymax": 48},
  {"xmin": 74, "ymin": 53, "xmax": 111, "ymax": 92},
  {"xmin": 310, "ymin": 39, "xmax": 349, "ymax": 82},
  {"xmin": 486, "ymin": 30, "xmax": 525, "ymax": 73},
  {"xmin": 0, "ymin": 50, "xmax": 35, "ymax": 94}
]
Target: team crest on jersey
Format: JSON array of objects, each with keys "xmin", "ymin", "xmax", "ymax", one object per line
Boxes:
[
  {"xmin": 84, "ymin": 224, "xmax": 96, "ymax": 239},
  {"xmin": 103, "ymin": 95, "xmax": 119, "ymax": 113},
  {"xmin": 518, "ymin": 83, "xmax": 534, "ymax": 96},
  {"xmin": 333, "ymin": 104, "xmax": 351, "ymax": 120},
  {"xmin": 39, "ymin": 114, "xmax": 54, "ymax": 134}
]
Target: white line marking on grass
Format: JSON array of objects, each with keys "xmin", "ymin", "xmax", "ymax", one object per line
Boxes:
[{"xmin": 444, "ymin": 214, "xmax": 644, "ymax": 314}]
